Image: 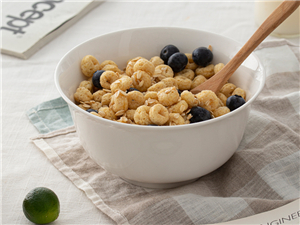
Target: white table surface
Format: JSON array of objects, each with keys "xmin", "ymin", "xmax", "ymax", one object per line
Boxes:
[{"xmin": 2, "ymin": 1, "xmax": 299, "ymax": 224}]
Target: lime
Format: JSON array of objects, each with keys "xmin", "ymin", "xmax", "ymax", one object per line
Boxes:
[{"xmin": 22, "ymin": 187, "xmax": 60, "ymax": 224}]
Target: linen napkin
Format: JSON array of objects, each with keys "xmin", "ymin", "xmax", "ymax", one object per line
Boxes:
[{"xmin": 27, "ymin": 40, "xmax": 300, "ymax": 225}]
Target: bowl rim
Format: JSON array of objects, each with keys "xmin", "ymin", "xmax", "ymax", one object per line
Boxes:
[{"xmin": 54, "ymin": 26, "xmax": 266, "ymax": 131}]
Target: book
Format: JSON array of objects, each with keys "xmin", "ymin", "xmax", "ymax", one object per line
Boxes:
[
  {"xmin": 1, "ymin": 0, "xmax": 102, "ymax": 59},
  {"xmin": 208, "ymin": 199, "xmax": 300, "ymax": 225}
]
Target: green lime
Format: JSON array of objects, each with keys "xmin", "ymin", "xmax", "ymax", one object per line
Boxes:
[{"xmin": 22, "ymin": 187, "xmax": 60, "ymax": 224}]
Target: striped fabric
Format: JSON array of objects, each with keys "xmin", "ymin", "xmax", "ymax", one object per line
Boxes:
[{"xmin": 29, "ymin": 40, "xmax": 299, "ymax": 225}]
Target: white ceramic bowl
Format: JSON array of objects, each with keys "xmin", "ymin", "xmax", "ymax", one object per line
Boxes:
[{"xmin": 55, "ymin": 27, "xmax": 265, "ymax": 188}]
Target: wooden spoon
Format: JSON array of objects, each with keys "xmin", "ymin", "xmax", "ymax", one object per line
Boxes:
[{"xmin": 190, "ymin": 0, "xmax": 300, "ymax": 94}]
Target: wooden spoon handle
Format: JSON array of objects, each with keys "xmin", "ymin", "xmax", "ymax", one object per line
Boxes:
[
  {"xmin": 225, "ymin": 0, "xmax": 300, "ymax": 79},
  {"xmin": 191, "ymin": 0, "xmax": 300, "ymax": 94}
]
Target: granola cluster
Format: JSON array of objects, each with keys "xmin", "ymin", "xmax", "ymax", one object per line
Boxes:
[{"xmin": 74, "ymin": 47, "xmax": 246, "ymax": 126}]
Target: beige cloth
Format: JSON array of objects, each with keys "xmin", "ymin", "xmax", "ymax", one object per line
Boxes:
[{"xmin": 31, "ymin": 40, "xmax": 300, "ymax": 225}]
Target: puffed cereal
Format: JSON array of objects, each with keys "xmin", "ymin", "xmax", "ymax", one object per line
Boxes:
[
  {"xmin": 117, "ymin": 116, "xmax": 132, "ymax": 124},
  {"xmin": 144, "ymin": 91, "xmax": 158, "ymax": 100},
  {"xmin": 214, "ymin": 63, "xmax": 225, "ymax": 74},
  {"xmin": 78, "ymin": 103, "xmax": 90, "ymax": 111},
  {"xmin": 213, "ymin": 106, "xmax": 230, "ymax": 118},
  {"xmin": 79, "ymin": 80, "xmax": 93, "ymax": 92},
  {"xmin": 149, "ymin": 104, "xmax": 169, "ymax": 125},
  {"xmin": 92, "ymin": 90, "xmax": 107, "ymax": 102},
  {"xmin": 134, "ymin": 105, "xmax": 152, "ymax": 125},
  {"xmin": 232, "ymin": 87, "xmax": 246, "ymax": 100},
  {"xmin": 133, "ymin": 58, "xmax": 155, "ymax": 76},
  {"xmin": 185, "ymin": 53, "xmax": 194, "ymax": 63},
  {"xmin": 157, "ymin": 87, "xmax": 180, "ymax": 107},
  {"xmin": 175, "ymin": 69, "xmax": 195, "ymax": 80},
  {"xmin": 90, "ymin": 111, "xmax": 102, "ymax": 117},
  {"xmin": 196, "ymin": 90, "xmax": 219, "ymax": 112},
  {"xmin": 98, "ymin": 106, "xmax": 116, "ymax": 120},
  {"xmin": 74, "ymin": 87, "xmax": 93, "ymax": 103},
  {"xmin": 127, "ymin": 91, "xmax": 145, "ymax": 109},
  {"xmin": 100, "ymin": 71, "xmax": 119, "ymax": 89},
  {"xmin": 195, "ymin": 64, "xmax": 215, "ymax": 79},
  {"xmin": 99, "ymin": 60, "xmax": 117, "ymax": 69},
  {"xmin": 80, "ymin": 55, "xmax": 101, "ymax": 78},
  {"xmin": 110, "ymin": 90, "xmax": 128, "ymax": 114},
  {"xmin": 132, "ymin": 70, "xmax": 152, "ymax": 92},
  {"xmin": 153, "ymin": 65, "xmax": 174, "ymax": 81},
  {"xmin": 185, "ymin": 53, "xmax": 198, "ymax": 71},
  {"xmin": 147, "ymin": 81, "xmax": 166, "ymax": 92},
  {"xmin": 90, "ymin": 101, "xmax": 102, "ymax": 111},
  {"xmin": 174, "ymin": 75, "xmax": 192, "ymax": 90},
  {"xmin": 110, "ymin": 76, "xmax": 133, "ymax": 93},
  {"xmin": 101, "ymin": 93, "xmax": 113, "ymax": 106},
  {"xmin": 217, "ymin": 97, "xmax": 224, "ymax": 107},
  {"xmin": 124, "ymin": 109, "xmax": 136, "ymax": 121},
  {"xmin": 102, "ymin": 64, "xmax": 123, "ymax": 74},
  {"xmin": 145, "ymin": 98, "xmax": 159, "ymax": 107},
  {"xmin": 126, "ymin": 57, "xmax": 145, "ymax": 77},
  {"xmin": 168, "ymin": 113, "xmax": 185, "ymax": 126},
  {"xmin": 79, "ymin": 100, "xmax": 101, "ymax": 111},
  {"xmin": 168, "ymin": 100, "xmax": 188, "ymax": 114},
  {"xmin": 191, "ymin": 75, "xmax": 207, "ymax": 90},
  {"xmin": 216, "ymin": 92, "xmax": 227, "ymax": 106},
  {"xmin": 150, "ymin": 56, "xmax": 164, "ymax": 67},
  {"xmin": 181, "ymin": 90, "xmax": 198, "ymax": 108},
  {"xmin": 220, "ymin": 83, "xmax": 237, "ymax": 97},
  {"xmin": 161, "ymin": 77, "xmax": 178, "ymax": 89},
  {"xmin": 76, "ymin": 48, "xmax": 247, "ymax": 126},
  {"xmin": 185, "ymin": 63, "xmax": 198, "ymax": 71}
]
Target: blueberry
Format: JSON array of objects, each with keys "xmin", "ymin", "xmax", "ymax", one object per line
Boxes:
[
  {"xmin": 226, "ymin": 95, "xmax": 246, "ymax": 111},
  {"xmin": 160, "ymin": 45, "xmax": 180, "ymax": 64},
  {"xmin": 92, "ymin": 70, "xmax": 105, "ymax": 89},
  {"xmin": 86, "ymin": 108, "xmax": 98, "ymax": 113},
  {"xmin": 167, "ymin": 52, "xmax": 188, "ymax": 73},
  {"xmin": 126, "ymin": 87, "xmax": 140, "ymax": 93},
  {"xmin": 192, "ymin": 47, "xmax": 213, "ymax": 67},
  {"xmin": 188, "ymin": 106, "xmax": 211, "ymax": 123}
]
